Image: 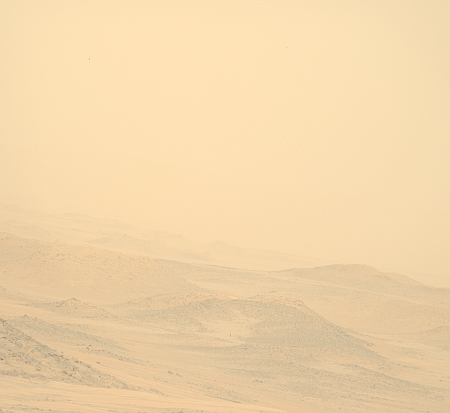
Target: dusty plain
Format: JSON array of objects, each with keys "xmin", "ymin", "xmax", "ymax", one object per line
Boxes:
[{"xmin": 0, "ymin": 206, "xmax": 448, "ymax": 412}]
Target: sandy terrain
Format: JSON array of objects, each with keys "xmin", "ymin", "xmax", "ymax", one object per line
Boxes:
[{"xmin": 0, "ymin": 210, "xmax": 449, "ymax": 412}]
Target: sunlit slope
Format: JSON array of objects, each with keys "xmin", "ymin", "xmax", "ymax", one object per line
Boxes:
[
  {"xmin": 0, "ymin": 233, "xmax": 202, "ymax": 303},
  {"xmin": 272, "ymin": 265, "xmax": 450, "ymax": 334}
]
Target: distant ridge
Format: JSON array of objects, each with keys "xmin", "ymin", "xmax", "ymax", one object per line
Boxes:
[
  {"xmin": 28, "ymin": 298, "xmax": 117, "ymax": 319},
  {"xmin": 0, "ymin": 204, "xmax": 335, "ymax": 272}
]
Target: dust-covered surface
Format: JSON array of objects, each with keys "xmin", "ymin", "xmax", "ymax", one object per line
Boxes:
[{"xmin": 0, "ymin": 232, "xmax": 448, "ymax": 412}]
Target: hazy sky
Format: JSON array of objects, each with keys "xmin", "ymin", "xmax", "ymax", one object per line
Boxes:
[{"xmin": 1, "ymin": 1, "xmax": 449, "ymax": 279}]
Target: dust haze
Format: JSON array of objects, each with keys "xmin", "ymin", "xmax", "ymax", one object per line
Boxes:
[{"xmin": 0, "ymin": 1, "xmax": 449, "ymax": 412}]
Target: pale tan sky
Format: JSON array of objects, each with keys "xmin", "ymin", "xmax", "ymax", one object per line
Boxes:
[{"xmin": 1, "ymin": 1, "xmax": 449, "ymax": 280}]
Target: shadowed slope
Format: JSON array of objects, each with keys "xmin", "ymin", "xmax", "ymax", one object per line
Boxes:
[{"xmin": 0, "ymin": 319, "xmax": 133, "ymax": 390}]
